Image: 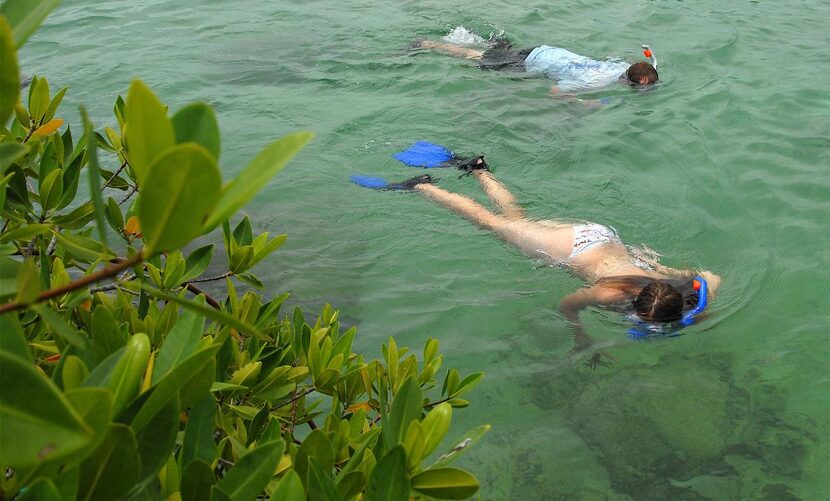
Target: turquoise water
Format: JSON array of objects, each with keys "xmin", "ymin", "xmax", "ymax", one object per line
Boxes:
[{"xmin": 20, "ymin": 0, "xmax": 830, "ymax": 498}]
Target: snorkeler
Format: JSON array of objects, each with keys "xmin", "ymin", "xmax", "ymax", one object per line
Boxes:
[
  {"xmin": 351, "ymin": 142, "xmax": 720, "ymax": 352},
  {"xmin": 414, "ymin": 29, "xmax": 658, "ymax": 96}
]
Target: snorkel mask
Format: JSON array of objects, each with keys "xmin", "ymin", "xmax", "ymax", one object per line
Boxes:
[
  {"xmin": 627, "ymin": 276, "xmax": 708, "ymax": 339},
  {"xmin": 641, "ymin": 44, "xmax": 657, "ymax": 69}
]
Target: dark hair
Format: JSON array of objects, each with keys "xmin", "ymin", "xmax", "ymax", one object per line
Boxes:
[
  {"xmin": 626, "ymin": 62, "xmax": 659, "ymax": 85},
  {"xmin": 597, "ymin": 275, "xmax": 698, "ymax": 322},
  {"xmin": 632, "ymin": 282, "xmax": 683, "ymax": 322}
]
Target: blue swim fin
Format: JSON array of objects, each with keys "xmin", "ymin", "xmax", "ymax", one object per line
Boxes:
[
  {"xmin": 350, "ymin": 175, "xmax": 391, "ymax": 189},
  {"xmin": 350, "ymin": 174, "xmax": 433, "ymax": 191},
  {"xmin": 393, "ymin": 141, "xmax": 454, "ymax": 168}
]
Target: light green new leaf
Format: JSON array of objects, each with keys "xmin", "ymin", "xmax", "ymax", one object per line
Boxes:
[
  {"xmin": 152, "ymin": 305, "xmax": 205, "ymax": 382},
  {"xmin": 384, "ymin": 375, "xmax": 423, "ymax": 449},
  {"xmin": 365, "ymin": 445, "xmax": 409, "ymax": 501},
  {"xmin": 410, "ymin": 468, "xmax": 479, "ymax": 500},
  {"xmin": 0, "ymin": 16, "xmax": 18, "ymax": 126},
  {"xmin": 419, "ymin": 402, "xmax": 452, "ymax": 460},
  {"xmin": 272, "ymin": 470, "xmax": 304, "ymax": 501},
  {"xmin": 429, "ymin": 425, "xmax": 491, "ymax": 469},
  {"xmin": 180, "ymin": 243, "xmax": 214, "ymax": 283},
  {"xmin": 216, "ymin": 440, "xmax": 284, "ymax": 501},
  {"xmin": 139, "ymin": 143, "xmax": 220, "ymax": 255},
  {"xmin": 0, "ymin": 0, "xmax": 61, "ymax": 47},
  {"xmin": 107, "ymin": 333, "xmax": 150, "ymax": 416},
  {"xmin": 0, "ymin": 223, "xmax": 53, "ymax": 244},
  {"xmin": 202, "ymin": 131, "xmax": 313, "ymax": 232},
  {"xmin": 77, "ymin": 424, "xmax": 140, "ymax": 501},
  {"xmin": 38, "ymin": 167, "xmax": 63, "ymax": 212},
  {"xmin": 125, "ymin": 80, "xmax": 174, "ymax": 184},
  {"xmin": 172, "ymin": 102, "xmax": 220, "ymax": 160},
  {"xmin": 0, "ymin": 351, "xmax": 93, "ymax": 470},
  {"xmin": 52, "ymin": 231, "xmax": 115, "ymax": 262}
]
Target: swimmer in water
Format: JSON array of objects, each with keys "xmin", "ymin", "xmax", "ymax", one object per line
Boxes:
[
  {"xmin": 357, "ymin": 153, "xmax": 720, "ymax": 355},
  {"xmin": 414, "ymin": 31, "xmax": 658, "ymax": 97}
]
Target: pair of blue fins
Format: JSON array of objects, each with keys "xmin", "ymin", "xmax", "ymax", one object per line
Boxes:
[{"xmin": 350, "ymin": 141, "xmax": 487, "ymax": 189}]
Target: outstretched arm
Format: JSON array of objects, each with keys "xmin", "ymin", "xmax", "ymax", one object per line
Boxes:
[{"xmin": 559, "ymin": 286, "xmax": 628, "ymax": 351}]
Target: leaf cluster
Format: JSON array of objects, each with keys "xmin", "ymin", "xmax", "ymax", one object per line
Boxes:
[{"xmin": 0, "ymin": 1, "xmax": 488, "ymax": 500}]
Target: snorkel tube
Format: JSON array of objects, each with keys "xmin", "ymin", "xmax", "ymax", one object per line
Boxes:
[
  {"xmin": 641, "ymin": 44, "xmax": 657, "ymax": 69},
  {"xmin": 627, "ymin": 276, "xmax": 708, "ymax": 340}
]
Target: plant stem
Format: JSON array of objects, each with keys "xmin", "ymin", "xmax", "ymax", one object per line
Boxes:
[
  {"xmin": 186, "ymin": 272, "xmax": 232, "ymax": 284},
  {"xmin": 183, "ymin": 282, "xmax": 221, "ymax": 310},
  {"xmin": 102, "ymin": 160, "xmax": 129, "ymax": 190},
  {"xmin": 0, "ymin": 250, "xmax": 144, "ymax": 314},
  {"xmin": 273, "ymin": 387, "xmax": 315, "ymax": 411}
]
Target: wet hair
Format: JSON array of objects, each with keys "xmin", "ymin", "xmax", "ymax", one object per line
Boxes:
[
  {"xmin": 632, "ymin": 282, "xmax": 683, "ymax": 322},
  {"xmin": 626, "ymin": 62, "xmax": 659, "ymax": 85},
  {"xmin": 597, "ymin": 275, "xmax": 698, "ymax": 323}
]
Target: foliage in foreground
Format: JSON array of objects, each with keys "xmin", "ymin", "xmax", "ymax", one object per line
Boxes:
[{"xmin": 0, "ymin": 1, "xmax": 488, "ymax": 499}]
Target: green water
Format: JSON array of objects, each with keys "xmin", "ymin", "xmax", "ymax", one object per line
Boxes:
[{"xmin": 20, "ymin": 0, "xmax": 830, "ymax": 498}]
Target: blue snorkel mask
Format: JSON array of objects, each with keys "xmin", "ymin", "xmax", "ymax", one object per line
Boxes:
[{"xmin": 627, "ymin": 276, "xmax": 708, "ymax": 340}]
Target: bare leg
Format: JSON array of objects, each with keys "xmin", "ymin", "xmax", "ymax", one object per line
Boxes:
[
  {"xmin": 473, "ymin": 171, "xmax": 524, "ymax": 219},
  {"xmin": 414, "ymin": 183, "xmax": 503, "ymax": 229},
  {"xmin": 417, "ymin": 40, "xmax": 484, "ymax": 60}
]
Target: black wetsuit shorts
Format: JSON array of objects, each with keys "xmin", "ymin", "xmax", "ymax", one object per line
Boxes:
[{"xmin": 478, "ymin": 46, "xmax": 537, "ymax": 72}]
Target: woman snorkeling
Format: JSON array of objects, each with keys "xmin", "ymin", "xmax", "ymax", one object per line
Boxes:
[{"xmin": 352, "ymin": 143, "xmax": 721, "ymax": 354}]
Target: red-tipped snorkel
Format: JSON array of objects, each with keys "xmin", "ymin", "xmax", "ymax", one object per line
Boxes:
[{"xmin": 641, "ymin": 44, "xmax": 657, "ymax": 69}]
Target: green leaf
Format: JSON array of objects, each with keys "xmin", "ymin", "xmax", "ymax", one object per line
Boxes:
[
  {"xmin": 295, "ymin": 429, "xmax": 334, "ymax": 487},
  {"xmin": 0, "ymin": 313, "xmax": 31, "ymax": 362},
  {"xmin": 51, "ymin": 201, "xmax": 97, "ymax": 229},
  {"xmin": 15, "ymin": 257, "xmax": 40, "ymax": 304},
  {"xmin": 90, "ymin": 304, "xmax": 126, "ymax": 357},
  {"xmin": 384, "ymin": 375, "xmax": 423, "ymax": 449},
  {"xmin": 125, "ymin": 80, "xmax": 174, "ymax": 185},
  {"xmin": 61, "ymin": 355, "xmax": 89, "ymax": 391},
  {"xmin": 180, "ymin": 244, "xmax": 214, "ymax": 283},
  {"xmin": 132, "ymin": 283, "xmax": 266, "ymax": 340},
  {"xmin": 308, "ymin": 457, "xmax": 344, "ymax": 501},
  {"xmin": 77, "ymin": 424, "xmax": 140, "ymax": 501},
  {"xmin": 0, "ymin": 17, "xmax": 19, "ymax": 126},
  {"xmin": 181, "ymin": 394, "xmax": 216, "ymax": 466},
  {"xmin": 0, "ymin": 0, "xmax": 61, "ymax": 47},
  {"xmin": 0, "ymin": 223, "xmax": 53, "ymax": 244},
  {"xmin": 81, "ymin": 107, "xmax": 109, "ymax": 247},
  {"xmin": 365, "ymin": 445, "xmax": 409, "ymax": 501},
  {"xmin": 17, "ymin": 477, "xmax": 61, "ymax": 501},
  {"xmin": 128, "ymin": 345, "xmax": 217, "ymax": 432},
  {"xmin": 139, "ymin": 143, "xmax": 220, "ymax": 255},
  {"xmin": 32, "ymin": 303, "xmax": 90, "ymax": 351},
  {"xmin": 152, "ymin": 306, "xmax": 204, "ymax": 382},
  {"xmin": 29, "ymin": 74, "xmax": 49, "ymax": 123},
  {"xmin": 0, "ymin": 351, "xmax": 93, "ymax": 470},
  {"xmin": 410, "ymin": 468, "xmax": 479, "ymax": 500},
  {"xmin": 0, "ymin": 256, "xmax": 21, "ymax": 298},
  {"xmin": 180, "ymin": 459, "xmax": 215, "ymax": 501},
  {"xmin": 202, "ymin": 132, "xmax": 313, "ymax": 232},
  {"xmin": 52, "ymin": 231, "xmax": 115, "ymax": 261},
  {"xmin": 135, "ymin": 394, "xmax": 179, "ymax": 482},
  {"xmin": 172, "ymin": 102, "xmax": 221, "ymax": 160},
  {"xmin": 38, "ymin": 167, "xmax": 63, "ymax": 212},
  {"xmin": 429, "ymin": 425, "xmax": 491, "ymax": 469},
  {"xmin": 0, "ymin": 143, "xmax": 28, "ymax": 176},
  {"xmin": 419, "ymin": 402, "xmax": 452, "ymax": 460},
  {"xmin": 335, "ymin": 471, "xmax": 366, "ymax": 500},
  {"xmin": 272, "ymin": 470, "xmax": 305, "ymax": 501},
  {"xmin": 108, "ymin": 333, "xmax": 151, "ymax": 416},
  {"xmin": 216, "ymin": 440, "xmax": 284, "ymax": 500}
]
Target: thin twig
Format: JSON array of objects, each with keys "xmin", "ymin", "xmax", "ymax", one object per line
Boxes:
[
  {"xmin": 0, "ymin": 251, "xmax": 144, "ymax": 314},
  {"xmin": 274, "ymin": 387, "xmax": 315, "ymax": 412},
  {"xmin": 102, "ymin": 161, "xmax": 129, "ymax": 190},
  {"xmin": 184, "ymin": 283, "xmax": 221, "ymax": 310},
  {"xmin": 187, "ymin": 272, "xmax": 232, "ymax": 284},
  {"xmin": 119, "ymin": 185, "xmax": 138, "ymax": 205}
]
